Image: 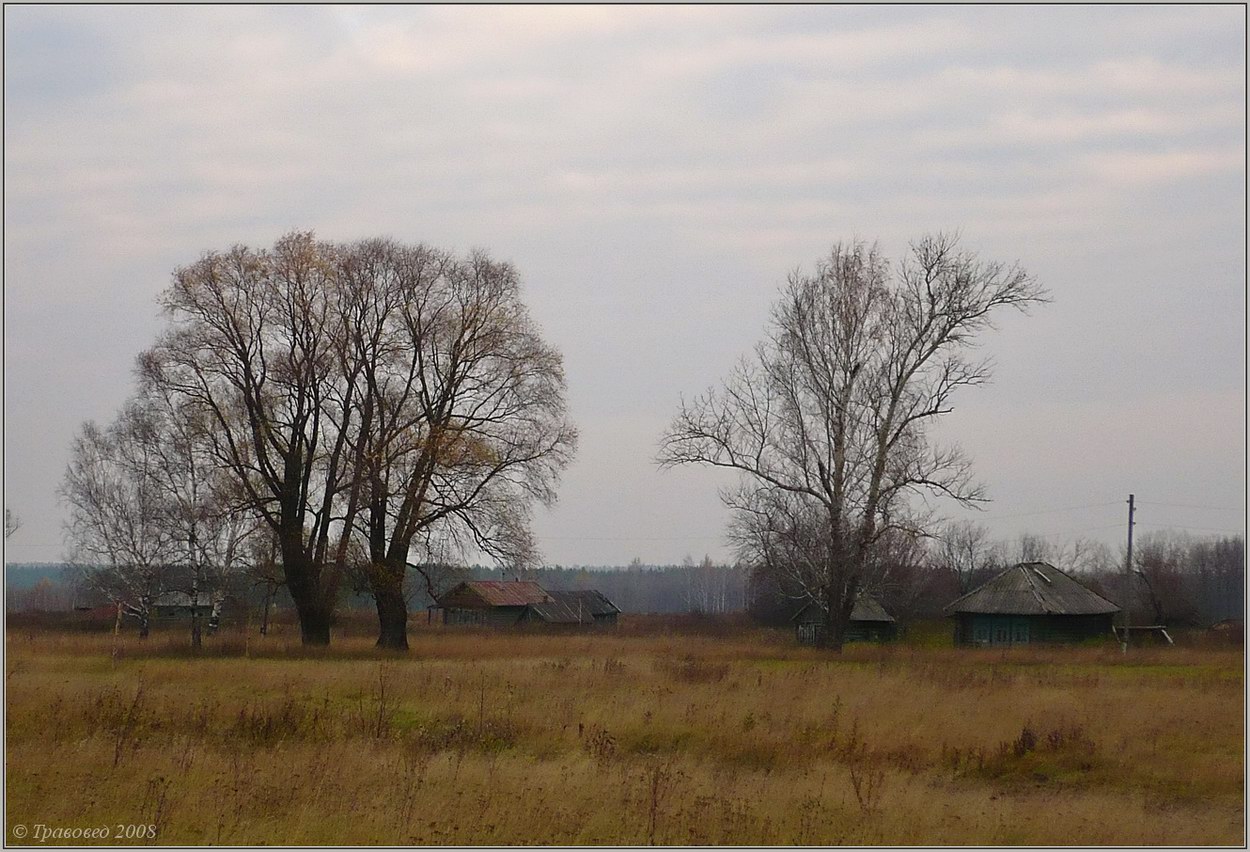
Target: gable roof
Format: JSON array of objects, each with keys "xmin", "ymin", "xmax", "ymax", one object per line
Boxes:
[
  {"xmin": 794, "ymin": 593, "xmax": 896, "ymax": 624},
  {"xmin": 526, "ymin": 592, "xmax": 592, "ymax": 624},
  {"xmin": 944, "ymin": 562, "xmax": 1120, "ymax": 617},
  {"xmin": 551, "ymin": 589, "xmax": 620, "ymax": 617},
  {"xmin": 438, "ymin": 580, "xmax": 549, "ymax": 609}
]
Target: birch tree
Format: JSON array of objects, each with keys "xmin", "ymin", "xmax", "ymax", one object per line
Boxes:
[
  {"xmin": 660, "ymin": 234, "xmax": 1045, "ymax": 649},
  {"xmin": 61, "ymin": 406, "xmax": 180, "ymax": 637}
]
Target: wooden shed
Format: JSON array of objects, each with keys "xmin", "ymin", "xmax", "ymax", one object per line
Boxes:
[
  {"xmin": 524, "ymin": 590, "xmax": 620, "ymax": 627},
  {"xmin": 793, "ymin": 594, "xmax": 897, "ymax": 644},
  {"xmin": 945, "ymin": 562, "xmax": 1119, "ymax": 646},
  {"xmin": 437, "ymin": 581, "xmax": 620, "ymax": 628}
]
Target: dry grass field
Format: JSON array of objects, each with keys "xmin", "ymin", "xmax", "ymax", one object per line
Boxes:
[{"xmin": 5, "ymin": 616, "xmax": 1244, "ymax": 845}]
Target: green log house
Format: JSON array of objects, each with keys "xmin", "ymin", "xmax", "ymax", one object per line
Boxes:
[{"xmin": 946, "ymin": 561, "xmax": 1120, "ymax": 646}]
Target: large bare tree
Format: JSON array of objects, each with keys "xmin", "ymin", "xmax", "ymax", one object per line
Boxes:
[
  {"xmin": 660, "ymin": 235, "xmax": 1045, "ymax": 649},
  {"xmin": 341, "ymin": 240, "xmax": 576, "ymax": 649},
  {"xmin": 141, "ymin": 233, "xmax": 575, "ymax": 647},
  {"xmin": 143, "ymin": 233, "xmax": 364, "ymax": 645}
]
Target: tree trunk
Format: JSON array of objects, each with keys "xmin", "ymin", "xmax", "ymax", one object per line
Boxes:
[
  {"xmin": 370, "ymin": 560, "xmax": 409, "ymax": 651},
  {"xmin": 190, "ymin": 585, "xmax": 202, "ymax": 650},
  {"xmin": 260, "ymin": 584, "xmax": 273, "ymax": 636},
  {"xmin": 296, "ymin": 603, "xmax": 332, "ymax": 645},
  {"xmin": 280, "ymin": 531, "xmax": 334, "ymax": 646},
  {"xmin": 284, "ymin": 572, "xmax": 333, "ymax": 646},
  {"xmin": 819, "ymin": 581, "xmax": 842, "ymax": 652}
]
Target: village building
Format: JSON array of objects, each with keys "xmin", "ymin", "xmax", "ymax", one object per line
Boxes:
[
  {"xmin": 945, "ymin": 561, "xmax": 1119, "ymax": 646},
  {"xmin": 436, "ymin": 580, "xmax": 620, "ymax": 628},
  {"xmin": 793, "ymin": 593, "xmax": 897, "ymax": 644}
]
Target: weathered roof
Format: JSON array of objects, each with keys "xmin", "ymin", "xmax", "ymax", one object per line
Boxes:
[
  {"xmin": 524, "ymin": 590, "xmax": 621, "ymax": 624},
  {"xmin": 153, "ymin": 592, "xmax": 213, "ymax": 608},
  {"xmin": 945, "ymin": 562, "xmax": 1120, "ymax": 616},
  {"xmin": 438, "ymin": 580, "xmax": 549, "ymax": 609},
  {"xmin": 552, "ymin": 589, "xmax": 620, "ymax": 616},
  {"xmin": 794, "ymin": 593, "xmax": 896, "ymax": 624}
]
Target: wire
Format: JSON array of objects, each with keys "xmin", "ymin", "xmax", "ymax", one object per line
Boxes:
[
  {"xmin": 1136, "ymin": 501, "xmax": 1244, "ymax": 513},
  {"xmin": 536, "ymin": 535, "xmax": 725, "ymax": 542},
  {"xmin": 1025, "ymin": 523, "xmax": 1126, "ymax": 540},
  {"xmin": 1135, "ymin": 522, "xmax": 1245, "ymax": 535},
  {"xmin": 969, "ymin": 500, "xmax": 1124, "ymax": 521}
]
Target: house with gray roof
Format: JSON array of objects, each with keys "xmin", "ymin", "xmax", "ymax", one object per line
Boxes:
[
  {"xmin": 945, "ymin": 561, "xmax": 1119, "ymax": 646},
  {"xmin": 792, "ymin": 593, "xmax": 898, "ymax": 644}
]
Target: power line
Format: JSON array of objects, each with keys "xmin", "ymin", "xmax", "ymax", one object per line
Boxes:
[
  {"xmin": 1135, "ymin": 522, "xmax": 1245, "ymax": 535},
  {"xmin": 1025, "ymin": 523, "xmax": 1126, "ymax": 540},
  {"xmin": 1136, "ymin": 501, "xmax": 1243, "ymax": 512},
  {"xmin": 969, "ymin": 500, "xmax": 1123, "ymax": 521},
  {"xmin": 536, "ymin": 534, "xmax": 725, "ymax": 542}
]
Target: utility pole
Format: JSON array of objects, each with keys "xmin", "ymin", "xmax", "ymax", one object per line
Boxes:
[{"xmin": 1121, "ymin": 494, "xmax": 1135, "ymax": 653}]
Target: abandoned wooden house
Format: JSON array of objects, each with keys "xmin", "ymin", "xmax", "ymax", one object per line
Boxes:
[
  {"xmin": 151, "ymin": 591, "xmax": 215, "ymax": 619},
  {"xmin": 435, "ymin": 580, "xmax": 620, "ymax": 628},
  {"xmin": 793, "ymin": 593, "xmax": 897, "ymax": 644},
  {"xmin": 945, "ymin": 561, "xmax": 1119, "ymax": 646}
]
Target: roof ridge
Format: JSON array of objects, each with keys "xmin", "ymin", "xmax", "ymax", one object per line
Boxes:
[{"xmin": 1018, "ymin": 564, "xmax": 1050, "ymax": 613}]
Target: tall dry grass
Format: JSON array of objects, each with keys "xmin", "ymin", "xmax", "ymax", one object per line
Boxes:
[{"xmin": 5, "ymin": 621, "xmax": 1243, "ymax": 845}]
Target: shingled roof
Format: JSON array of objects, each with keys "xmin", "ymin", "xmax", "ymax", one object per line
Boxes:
[
  {"xmin": 945, "ymin": 562, "xmax": 1120, "ymax": 616},
  {"xmin": 794, "ymin": 593, "xmax": 896, "ymax": 623},
  {"xmin": 438, "ymin": 580, "xmax": 549, "ymax": 608}
]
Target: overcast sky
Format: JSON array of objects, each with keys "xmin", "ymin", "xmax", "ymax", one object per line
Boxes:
[{"xmin": 4, "ymin": 5, "xmax": 1245, "ymax": 567}]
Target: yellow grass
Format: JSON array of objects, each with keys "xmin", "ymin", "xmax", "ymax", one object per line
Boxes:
[{"xmin": 5, "ymin": 620, "xmax": 1244, "ymax": 845}]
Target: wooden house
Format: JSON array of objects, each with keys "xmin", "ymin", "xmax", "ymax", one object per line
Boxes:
[
  {"xmin": 793, "ymin": 593, "xmax": 897, "ymax": 644},
  {"xmin": 945, "ymin": 562, "xmax": 1119, "ymax": 646},
  {"xmin": 152, "ymin": 592, "xmax": 215, "ymax": 619},
  {"xmin": 437, "ymin": 581, "xmax": 549, "ymax": 627},
  {"xmin": 437, "ymin": 581, "xmax": 620, "ymax": 628}
]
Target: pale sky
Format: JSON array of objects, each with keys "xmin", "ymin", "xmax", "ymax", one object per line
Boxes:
[{"xmin": 4, "ymin": 5, "xmax": 1245, "ymax": 566}]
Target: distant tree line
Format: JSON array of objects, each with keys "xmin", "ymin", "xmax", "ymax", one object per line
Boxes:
[{"xmin": 12, "ymin": 527, "xmax": 1239, "ymax": 630}]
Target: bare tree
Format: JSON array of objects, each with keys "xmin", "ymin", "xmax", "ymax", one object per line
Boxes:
[
  {"xmin": 933, "ymin": 520, "xmax": 996, "ymax": 593},
  {"xmin": 134, "ymin": 385, "xmax": 258, "ymax": 647},
  {"xmin": 143, "ymin": 233, "xmax": 366, "ymax": 645},
  {"xmin": 61, "ymin": 408, "xmax": 181, "ymax": 637},
  {"xmin": 660, "ymin": 235, "xmax": 1045, "ymax": 649},
  {"xmin": 341, "ymin": 241, "xmax": 576, "ymax": 649},
  {"xmin": 140, "ymin": 233, "xmax": 575, "ymax": 647}
]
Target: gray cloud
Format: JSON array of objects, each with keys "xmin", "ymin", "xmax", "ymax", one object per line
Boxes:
[{"xmin": 4, "ymin": 5, "xmax": 1244, "ymax": 565}]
